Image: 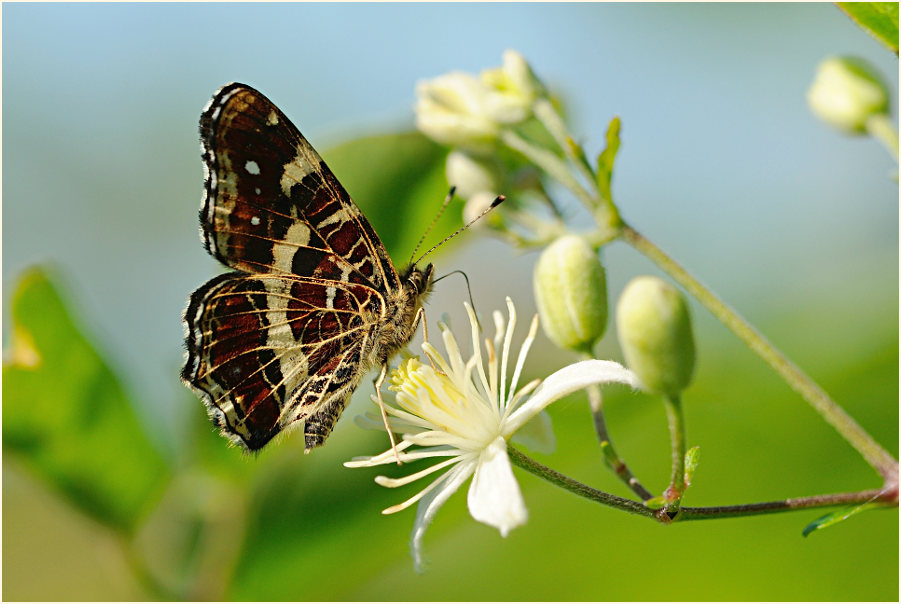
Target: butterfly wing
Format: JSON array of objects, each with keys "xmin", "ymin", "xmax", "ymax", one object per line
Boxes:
[
  {"xmin": 184, "ymin": 83, "xmax": 405, "ymax": 451},
  {"xmin": 199, "ymin": 82, "xmax": 401, "ymax": 291},
  {"xmin": 183, "ymin": 272, "xmax": 385, "ymax": 450}
]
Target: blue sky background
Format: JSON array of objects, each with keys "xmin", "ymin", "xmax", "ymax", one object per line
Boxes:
[{"xmin": 4, "ymin": 2, "xmax": 898, "ymax": 442}]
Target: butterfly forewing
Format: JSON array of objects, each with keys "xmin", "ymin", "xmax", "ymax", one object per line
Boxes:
[
  {"xmin": 184, "ymin": 83, "xmax": 432, "ymax": 452},
  {"xmin": 199, "ymin": 83, "xmax": 399, "ymax": 289}
]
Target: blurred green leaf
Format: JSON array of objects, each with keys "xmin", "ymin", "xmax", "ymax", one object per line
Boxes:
[
  {"xmin": 3, "ymin": 266, "xmax": 169, "ymax": 532},
  {"xmin": 323, "ymin": 132, "xmax": 459, "ymax": 265},
  {"xmin": 802, "ymin": 501, "xmax": 881, "ymax": 536},
  {"xmin": 837, "ymin": 3, "xmax": 900, "ymax": 54},
  {"xmin": 596, "ymin": 116, "xmax": 621, "ymax": 203}
]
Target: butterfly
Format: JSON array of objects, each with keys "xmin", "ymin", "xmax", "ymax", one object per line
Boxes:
[{"xmin": 182, "ymin": 83, "xmax": 433, "ymax": 453}]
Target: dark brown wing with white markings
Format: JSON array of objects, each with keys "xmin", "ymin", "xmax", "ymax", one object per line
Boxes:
[
  {"xmin": 199, "ymin": 82, "xmax": 400, "ymax": 293},
  {"xmin": 182, "ymin": 272, "xmax": 384, "ymax": 450}
]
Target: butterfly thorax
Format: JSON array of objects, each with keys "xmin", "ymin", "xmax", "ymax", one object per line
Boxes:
[{"xmin": 375, "ymin": 263, "xmax": 434, "ymax": 365}]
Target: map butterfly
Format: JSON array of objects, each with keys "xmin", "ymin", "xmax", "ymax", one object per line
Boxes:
[{"xmin": 183, "ymin": 83, "xmax": 433, "ymax": 452}]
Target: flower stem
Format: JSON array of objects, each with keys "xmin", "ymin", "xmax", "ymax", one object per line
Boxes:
[
  {"xmin": 499, "ymin": 129, "xmax": 597, "ymax": 213},
  {"xmin": 662, "ymin": 394, "xmax": 686, "ymax": 513},
  {"xmin": 866, "ymin": 114, "xmax": 899, "ymax": 161},
  {"xmin": 620, "ymin": 224, "xmax": 899, "ymax": 483},
  {"xmin": 533, "ymin": 98, "xmax": 598, "ymax": 188},
  {"xmin": 584, "ymin": 377, "xmax": 654, "ymax": 501},
  {"xmin": 507, "ymin": 445, "xmax": 655, "ymax": 518}
]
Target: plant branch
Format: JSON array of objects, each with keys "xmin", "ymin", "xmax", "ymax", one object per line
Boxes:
[
  {"xmin": 508, "ymin": 445, "xmax": 655, "ymax": 518},
  {"xmin": 679, "ymin": 487, "xmax": 895, "ymax": 520},
  {"xmin": 620, "ymin": 224, "xmax": 899, "ymax": 482},
  {"xmin": 508, "ymin": 446, "xmax": 897, "ymax": 523}
]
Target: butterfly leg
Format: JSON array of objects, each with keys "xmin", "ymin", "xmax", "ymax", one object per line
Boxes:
[
  {"xmin": 411, "ymin": 306, "xmax": 439, "ymax": 372},
  {"xmin": 374, "ymin": 364, "xmax": 403, "ymax": 465}
]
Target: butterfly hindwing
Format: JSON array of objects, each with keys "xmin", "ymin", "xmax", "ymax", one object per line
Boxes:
[{"xmin": 184, "ymin": 271, "xmax": 386, "ymax": 450}]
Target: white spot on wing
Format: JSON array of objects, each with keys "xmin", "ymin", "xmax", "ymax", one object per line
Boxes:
[
  {"xmin": 251, "ymin": 216, "xmax": 261, "ymax": 226},
  {"xmin": 245, "ymin": 160, "xmax": 261, "ymax": 175}
]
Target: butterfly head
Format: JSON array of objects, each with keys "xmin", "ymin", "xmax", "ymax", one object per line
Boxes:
[{"xmin": 403, "ymin": 262, "xmax": 435, "ymax": 298}]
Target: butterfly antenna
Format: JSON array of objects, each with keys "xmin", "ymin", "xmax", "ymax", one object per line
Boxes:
[
  {"xmin": 409, "ymin": 186, "xmax": 457, "ymax": 266},
  {"xmin": 412, "ymin": 194, "xmax": 505, "ymax": 268},
  {"xmin": 433, "ymin": 269, "xmax": 483, "ymax": 331}
]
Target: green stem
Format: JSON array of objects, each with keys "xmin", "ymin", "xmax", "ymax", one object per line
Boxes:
[
  {"xmin": 662, "ymin": 394, "xmax": 686, "ymax": 512},
  {"xmin": 508, "ymin": 445, "xmax": 897, "ymax": 522},
  {"xmin": 583, "ymin": 364, "xmax": 654, "ymax": 501},
  {"xmin": 866, "ymin": 114, "xmax": 899, "ymax": 161},
  {"xmin": 533, "ymin": 98, "xmax": 598, "ymax": 188},
  {"xmin": 679, "ymin": 487, "xmax": 895, "ymax": 520},
  {"xmin": 621, "ymin": 224, "xmax": 899, "ymax": 482},
  {"xmin": 499, "ymin": 129, "xmax": 597, "ymax": 212},
  {"xmin": 508, "ymin": 445, "xmax": 655, "ymax": 518}
]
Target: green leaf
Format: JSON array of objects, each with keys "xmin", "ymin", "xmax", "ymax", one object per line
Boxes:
[
  {"xmin": 802, "ymin": 501, "xmax": 881, "ymax": 536},
  {"xmin": 323, "ymin": 132, "xmax": 459, "ymax": 265},
  {"xmin": 596, "ymin": 116, "xmax": 622, "ymax": 204},
  {"xmin": 683, "ymin": 445, "xmax": 701, "ymax": 489},
  {"xmin": 3, "ymin": 266, "xmax": 169, "ymax": 533},
  {"xmin": 643, "ymin": 495, "xmax": 666, "ymax": 510},
  {"xmin": 837, "ymin": 3, "xmax": 900, "ymax": 54}
]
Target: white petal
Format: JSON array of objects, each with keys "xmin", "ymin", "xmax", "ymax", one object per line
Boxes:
[
  {"xmin": 411, "ymin": 460, "xmax": 476, "ymax": 572},
  {"xmin": 504, "ymin": 360, "xmax": 637, "ymax": 435},
  {"xmin": 506, "ymin": 311, "xmax": 539, "ymax": 410},
  {"xmin": 467, "ymin": 436, "xmax": 527, "ymax": 537},
  {"xmin": 499, "ymin": 297, "xmax": 517, "ymax": 408},
  {"xmin": 375, "ymin": 455, "xmax": 461, "ymax": 488}
]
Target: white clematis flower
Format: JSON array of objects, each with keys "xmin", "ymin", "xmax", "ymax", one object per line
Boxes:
[
  {"xmin": 480, "ymin": 49, "xmax": 547, "ymax": 122},
  {"xmin": 345, "ymin": 298, "xmax": 638, "ymax": 569},
  {"xmin": 415, "ymin": 72, "xmax": 501, "ymax": 147},
  {"xmin": 415, "ymin": 50, "xmax": 548, "ymax": 148}
]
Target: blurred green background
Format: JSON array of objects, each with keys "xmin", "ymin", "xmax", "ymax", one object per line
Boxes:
[{"xmin": 3, "ymin": 3, "xmax": 898, "ymax": 601}]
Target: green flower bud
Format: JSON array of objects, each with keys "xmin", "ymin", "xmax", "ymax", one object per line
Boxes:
[
  {"xmin": 533, "ymin": 235, "xmax": 608, "ymax": 353},
  {"xmin": 616, "ymin": 276, "xmax": 695, "ymax": 397},
  {"xmin": 807, "ymin": 56, "xmax": 890, "ymax": 135}
]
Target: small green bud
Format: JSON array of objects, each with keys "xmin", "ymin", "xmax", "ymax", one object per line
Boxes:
[
  {"xmin": 616, "ymin": 276, "xmax": 695, "ymax": 396},
  {"xmin": 533, "ymin": 235, "xmax": 608, "ymax": 353},
  {"xmin": 807, "ymin": 56, "xmax": 890, "ymax": 135}
]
